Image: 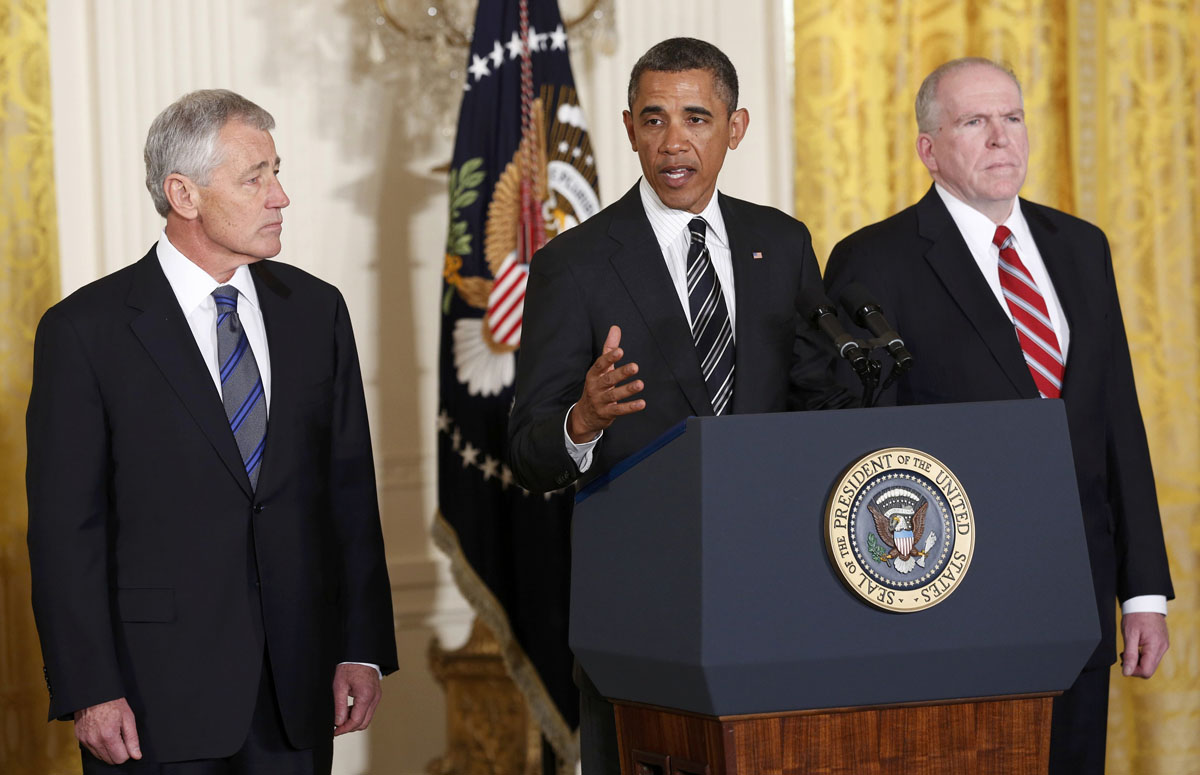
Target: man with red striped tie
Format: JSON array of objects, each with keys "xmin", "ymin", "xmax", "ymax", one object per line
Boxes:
[{"xmin": 825, "ymin": 58, "xmax": 1173, "ymax": 775}]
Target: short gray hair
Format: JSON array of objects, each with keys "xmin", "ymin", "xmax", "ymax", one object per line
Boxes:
[
  {"xmin": 144, "ymin": 89, "xmax": 275, "ymax": 217},
  {"xmin": 628, "ymin": 37, "xmax": 739, "ymax": 115},
  {"xmin": 915, "ymin": 58, "xmax": 1022, "ymax": 134}
]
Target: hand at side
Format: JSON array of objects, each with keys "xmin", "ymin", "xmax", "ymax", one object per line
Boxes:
[
  {"xmin": 1121, "ymin": 611, "xmax": 1168, "ymax": 678},
  {"xmin": 74, "ymin": 697, "xmax": 142, "ymax": 765},
  {"xmin": 333, "ymin": 663, "xmax": 382, "ymax": 736}
]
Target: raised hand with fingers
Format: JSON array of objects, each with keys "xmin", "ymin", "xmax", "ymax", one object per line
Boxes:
[{"xmin": 567, "ymin": 325, "xmax": 646, "ymax": 444}]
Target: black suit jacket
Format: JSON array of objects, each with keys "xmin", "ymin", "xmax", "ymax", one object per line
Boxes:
[
  {"xmin": 26, "ymin": 248, "xmax": 398, "ymax": 761},
  {"xmin": 509, "ymin": 183, "xmax": 850, "ymax": 494},
  {"xmin": 825, "ymin": 186, "xmax": 1174, "ymax": 669}
]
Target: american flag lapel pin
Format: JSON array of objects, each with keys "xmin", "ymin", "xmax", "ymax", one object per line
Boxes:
[{"xmin": 752, "ymin": 251, "xmax": 764, "ymax": 260}]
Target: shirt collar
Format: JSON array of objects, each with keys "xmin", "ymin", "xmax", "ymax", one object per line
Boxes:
[
  {"xmin": 934, "ymin": 184, "xmax": 1030, "ymax": 253},
  {"xmin": 1001, "ymin": 198, "xmax": 1033, "ymax": 252},
  {"xmin": 638, "ymin": 177, "xmax": 729, "ymax": 254},
  {"xmin": 156, "ymin": 230, "xmax": 261, "ymax": 314}
]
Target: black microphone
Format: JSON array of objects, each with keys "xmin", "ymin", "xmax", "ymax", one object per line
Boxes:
[
  {"xmin": 799, "ymin": 287, "xmax": 869, "ymax": 375},
  {"xmin": 838, "ymin": 283, "xmax": 914, "ymax": 370}
]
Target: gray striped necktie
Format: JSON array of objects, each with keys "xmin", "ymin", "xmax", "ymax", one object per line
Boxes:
[
  {"xmin": 686, "ymin": 217, "xmax": 735, "ymax": 415},
  {"xmin": 212, "ymin": 286, "xmax": 267, "ymax": 489}
]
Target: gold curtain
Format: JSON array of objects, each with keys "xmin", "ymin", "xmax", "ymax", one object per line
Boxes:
[
  {"xmin": 793, "ymin": 1, "xmax": 1200, "ymax": 772},
  {"xmin": 0, "ymin": 0, "xmax": 75, "ymax": 772}
]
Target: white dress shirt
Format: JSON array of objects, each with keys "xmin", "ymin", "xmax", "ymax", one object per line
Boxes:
[
  {"xmin": 156, "ymin": 231, "xmax": 272, "ymax": 412},
  {"xmin": 936, "ymin": 188, "xmax": 1165, "ymax": 617},
  {"xmin": 563, "ymin": 181, "xmax": 736, "ymax": 473},
  {"xmin": 935, "ymin": 184, "xmax": 1070, "ymax": 360},
  {"xmin": 157, "ymin": 232, "xmax": 385, "ymax": 672},
  {"xmin": 638, "ymin": 176, "xmax": 737, "ymax": 331}
]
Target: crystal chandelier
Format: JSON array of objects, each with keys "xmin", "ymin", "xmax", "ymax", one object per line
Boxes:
[{"xmin": 366, "ymin": 0, "xmax": 617, "ymax": 135}]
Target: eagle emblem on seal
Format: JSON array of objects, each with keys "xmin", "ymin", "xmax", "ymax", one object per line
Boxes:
[
  {"xmin": 825, "ymin": 447, "xmax": 975, "ymax": 612},
  {"xmin": 867, "ymin": 487, "xmax": 939, "ymax": 574}
]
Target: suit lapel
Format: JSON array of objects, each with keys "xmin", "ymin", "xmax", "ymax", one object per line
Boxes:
[
  {"xmin": 916, "ymin": 188, "xmax": 1037, "ymax": 397},
  {"xmin": 248, "ymin": 261, "xmax": 295, "ymax": 498},
  {"xmin": 720, "ymin": 194, "xmax": 770, "ymax": 415},
  {"xmin": 127, "ymin": 248, "xmax": 253, "ymax": 497},
  {"xmin": 1022, "ymin": 201, "xmax": 1091, "ymax": 395},
  {"xmin": 607, "ymin": 185, "xmax": 712, "ymax": 416}
]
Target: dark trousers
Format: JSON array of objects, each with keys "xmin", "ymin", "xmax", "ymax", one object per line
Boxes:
[
  {"xmin": 81, "ymin": 660, "xmax": 333, "ymax": 775},
  {"xmin": 577, "ymin": 666, "xmax": 619, "ymax": 775},
  {"xmin": 1049, "ymin": 666, "xmax": 1110, "ymax": 775}
]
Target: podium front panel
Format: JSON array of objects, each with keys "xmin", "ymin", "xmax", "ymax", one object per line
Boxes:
[{"xmin": 572, "ymin": 400, "xmax": 1099, "ymax": 716}]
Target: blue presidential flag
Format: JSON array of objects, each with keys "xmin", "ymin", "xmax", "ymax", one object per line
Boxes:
[{"xmin": 432, "ymin": 0, "xmax": 599, "ymax": 766}]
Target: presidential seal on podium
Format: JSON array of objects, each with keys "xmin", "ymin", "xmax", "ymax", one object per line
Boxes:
[{"xmin": 825, "ymin": 447, "xmax": 976, "ymax": 612}]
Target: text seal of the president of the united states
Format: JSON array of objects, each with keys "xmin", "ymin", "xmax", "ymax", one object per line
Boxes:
[{"xmin": 825, "ymin": 448, "xmax": 975, "ymax": 612}]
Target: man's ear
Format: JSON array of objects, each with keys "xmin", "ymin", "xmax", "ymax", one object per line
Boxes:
[
  {"xmin": 164, "ymin": 173, "xmax": 200, "ymax": 220},
  {"xmin": 622, "ymin": 110, "xmax": 637, "ymax": 151},
  {"xmin": 727, "ymin": 107, "xmax": 749, "ymax": 150},
  {"xmin": 916, "ymin": 133, "xmax": 938, "ymax": 174}
]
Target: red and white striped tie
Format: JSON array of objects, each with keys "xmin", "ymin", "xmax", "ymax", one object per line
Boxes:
[{"xmin": 993, "ymin": 225, "xmax": 1065, "ymax": 398}]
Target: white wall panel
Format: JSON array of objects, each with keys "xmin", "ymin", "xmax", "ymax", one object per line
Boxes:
[
  {"xmin": 571, "ymin": 0, "xmax": 794, "ymax": 213},
  {"xmin": 46, "ymin": 3, "xmax": 458, "ymax": 772},
  {"xmin": 46, "ymin": 2, "xmax": 792, "ymax": 772}
]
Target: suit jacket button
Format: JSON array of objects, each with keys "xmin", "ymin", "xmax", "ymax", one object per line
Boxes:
[{"xmin": 253, "ymin": 503, "xmax": 264, "ymax": 514}]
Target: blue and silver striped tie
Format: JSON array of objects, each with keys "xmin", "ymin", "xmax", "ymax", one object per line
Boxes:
[{"xmin": 212, "ymin": 286, "xmax": 267, "ymax": 489}]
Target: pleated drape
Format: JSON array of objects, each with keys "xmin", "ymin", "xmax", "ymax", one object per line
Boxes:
[
  {"xmin": 0, "ymin": 0, "xmax": 75, "ymax": 772},
  {"xmin": 793, "ymin": 2, "xmax": 1200, "ymax": 772}
]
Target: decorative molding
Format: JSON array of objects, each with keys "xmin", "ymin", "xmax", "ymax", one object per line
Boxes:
[
  {"xmin": 389, "ymin": 554, "xmax": 475, "ymax": 634},
  {"xmin": 426, "ymin": 619, "xmax": 544, "ymax": 775},
  {"xmin": 379, "ymin": 450, "xmax": 428, "ymax": 492}
]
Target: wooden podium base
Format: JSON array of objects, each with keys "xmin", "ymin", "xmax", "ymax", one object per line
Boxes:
[{"xmin": 614, "ymin": 694, "xmax": 1055, "ymax": 775}]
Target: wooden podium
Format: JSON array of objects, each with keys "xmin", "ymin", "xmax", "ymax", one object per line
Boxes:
[
  {"xmin": 613, "ymin": 695, "xmax": 1053, "ymax": 775},
  {"xmin": 571, "ymin": 401, "xmax": 1099, "ymax": 775}
]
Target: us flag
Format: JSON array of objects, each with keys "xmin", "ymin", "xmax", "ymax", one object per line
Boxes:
[{"xmin": 431, "ymin": 0, "xmax": 600, "ymax": 769}]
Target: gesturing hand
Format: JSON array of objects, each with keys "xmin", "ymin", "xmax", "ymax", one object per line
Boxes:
[
  {"xmin": 567, "ymin": 325, "xmax": 646, "ymax": 443},
  {"xmin": 74, "ymin": 697, "xmax": 142, "ymax": 765}
]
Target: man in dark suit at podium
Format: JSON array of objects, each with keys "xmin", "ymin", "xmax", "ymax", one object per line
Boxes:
[
  {"xmin": 509, "ymin": 38, "xmax": 850, "ymax": 774},
  {"xmin": 824, "ymin": 58, "xmax": 1173, "ymax": 775},
  {"xmin": 27, "ymin": 90, "xmax": 397, "ymax": 774}
]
